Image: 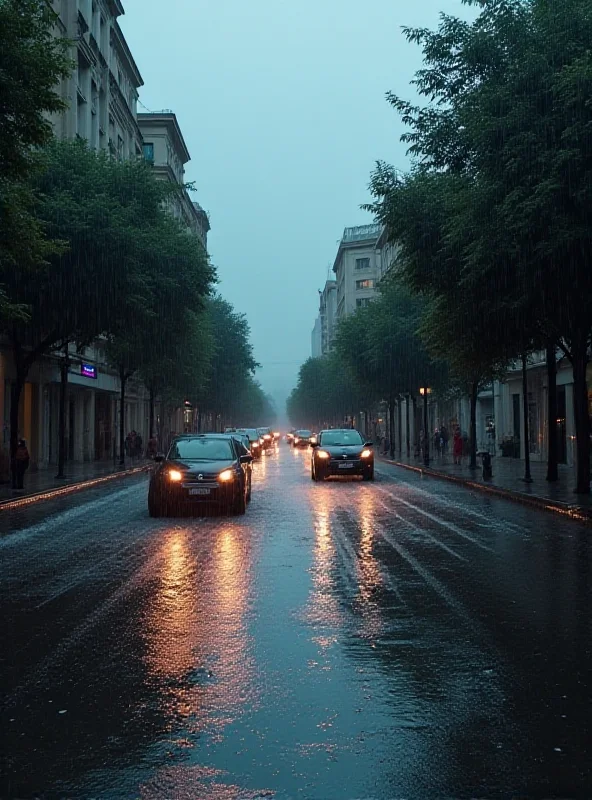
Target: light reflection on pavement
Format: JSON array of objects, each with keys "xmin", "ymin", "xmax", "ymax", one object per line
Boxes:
[{"xmin": 1, "ymin": 444, "xmax": 591, "ymax": 798}]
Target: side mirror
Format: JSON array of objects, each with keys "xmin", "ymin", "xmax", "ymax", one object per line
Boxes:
[
  {"xmin": 364, "ymin": 442, "xmax": 373, "ymax": 448},
  {"xmin": 240, "ymin": 454, "xmax": 253, "ymax": 463},
  {"xmin": 154, "ymin": 453, "xmax": 165, "ymax": 462}
]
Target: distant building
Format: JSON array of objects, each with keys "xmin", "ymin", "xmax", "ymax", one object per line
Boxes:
[
  {"xmin": 311, "ymin": 317, "xmax": 322, "ymax": 358},
  {"xmin": 333, "ymin": 225, "xmax": 382, "ymax": 319},
  {"xmin": 319, "ymin": 280, "xmax": 337, "ymax": 354},
  {"xmin": 138, "ymin": 111, "xmax": 210, "ymax": 250}
]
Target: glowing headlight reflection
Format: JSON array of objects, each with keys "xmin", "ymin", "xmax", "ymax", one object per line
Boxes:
[
  {"xmin": 168, "ymin": 469, "xmax": 183, "ymax": 482},
  {"xmin": 317, "ymin": 450, "xmax": 330, "ymax": 459},
  {"xmin": 218, "ymin": 469, "xmax": 234, "ymax": 482},
  {"xmin": 361, "ymin": 449, "xmax": 372, "ymax": 458}
]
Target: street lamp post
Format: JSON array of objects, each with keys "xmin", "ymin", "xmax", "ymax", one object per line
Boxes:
[{"xmin": 419, "ymin": 387, "xmax": 432, "ymax": 467}]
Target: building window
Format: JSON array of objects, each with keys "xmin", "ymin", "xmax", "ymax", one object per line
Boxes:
[
  {"xmin": 355, "ymin": 279, "xmax": 375, "ymax": 290},
  {"xmin": 356, "ymin": 298, "xmax": 373, "ymax": 308},
  {"xmin": 355, "ymin": 257, "xmax": 370, "ymax": 270},
  {"xmin": 143, "ymin": 142, "xmax": 154, "ymax": 163}
]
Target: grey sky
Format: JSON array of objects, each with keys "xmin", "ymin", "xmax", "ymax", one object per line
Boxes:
[{"xmin": 122, "ymin": 0, "xmax": 470, "ymax": 411}]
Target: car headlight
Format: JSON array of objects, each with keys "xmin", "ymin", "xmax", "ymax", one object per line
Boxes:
[
  {"xmin": 274, "ymin": 432, "xmax": 280, "ymax": 437},
  {"xmin": 168, "ymin": 469, "xmax": 183, "ymax": 482},
  {"xmin": 218, "ymin": 469, "xmax": 234, "ymax": 482},
  {"xmin": 361, "ymin": 449, "xmax": 372, "ymax": 458},
  {"xmin": 294, "ymin": 438, "xmax": 300, "ymax": 444},
  {"xmin": 317, "ymin": 450, "xmax": 330, "ymax": 459},
  {"xmin": 264, "ymin": 434, "xmax": 271, "ymax": 440},
  {"xmin": 252, "ymin": 442, "xmax": 260, "ymax": 448}
]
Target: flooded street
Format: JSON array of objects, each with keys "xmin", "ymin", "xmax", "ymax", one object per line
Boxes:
[{"xmin": 1, "ymin": 445, "xmax": 591, "ymax": 799}]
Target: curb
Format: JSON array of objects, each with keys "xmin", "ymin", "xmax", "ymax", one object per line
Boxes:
[
  {"xmin": 0, "ymin": 464, "xmax": 152, "ymax": 512},
  {"xmin": 378, "ymin": 457, "xmax": 592, "ymax": 525}
]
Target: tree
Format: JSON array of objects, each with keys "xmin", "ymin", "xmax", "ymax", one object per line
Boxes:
[
  {"xmin": 366, "ymin": 1, "xmax": 592, "ymax": 490},
  {"xmin": 200, "ymin": 296, "xmax": 259, "ymax": 429},
  {"xmin": 0, "ymin": 0, "xmax": 72, "ymax": 324}
]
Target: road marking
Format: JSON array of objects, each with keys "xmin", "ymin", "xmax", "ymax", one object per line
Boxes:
[
  {"xmin": 373, "ymin": 496, "xmax": 467, "ymax": 562},
  {"xmin": 374, "ymin": 485, "xmax": 495, "ymax": 554}
]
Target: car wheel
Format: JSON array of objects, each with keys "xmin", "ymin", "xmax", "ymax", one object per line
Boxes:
[
  {"xmin": 363, "ymin": 468, "xmax": 375, "ymax": 482},
  {"xmin": 148, "ymin": 490, "xmax": 167, "ymax": 517},
  {"xmin": 246, "ymin": 475, "xmax": 252, "ymax": 502},
  {"xmin": 233, "ymin": 486, "xmax": 247, "ymax": 515},
  {"xmin": 311, "ymin": 467, "xmax": 317, "ymax": 481}
]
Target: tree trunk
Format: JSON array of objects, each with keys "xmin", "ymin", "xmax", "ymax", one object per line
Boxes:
[
  {"xmin": 469, "ymin": 380, "xmax": 478, "ymax": 470},
  {"xmin": 412, "ymin": 395, "xmax": 419, "ymax": 456},
  {"xmin": 572, "ymin": 340, "xmax": 590, "ymax": 495},
  {"xmin": 197, "ymin": 408, "xmax": 202, "ymax": 433},
  {"xmin": 9, "ymin": 374, "xmax": 26, "ymax": 488},
  {"xmin": 397, "ymin": 398, "xmax": 403, "ymax": 454},
  {"xmin": 522, "ymin": 353, "xmax": 532, "ymax": 483},
  {"xmin": 388, "ymin": 401, "xmax": 395, "ymax": 459},
  {"xmin": 364, "ymin": 410, "xmax": 369, "ymax": 439},
  {"xmin": 119, "ymin": 369, "xmax": 127, "ymax": 467},
  {"xmin": 546, "ymin": 340, "xmax": 559, "ymax": 483},
  {"xmin": 148, "ymin": 384, "xmax": 155, "ymax": 439},
  {"xmin": 406, "ymin": 395, "xmax": 411, "ymax": 457},
  {"xmin": 56, "ymin": 343, "xmax": 69, "ymax": 478}
]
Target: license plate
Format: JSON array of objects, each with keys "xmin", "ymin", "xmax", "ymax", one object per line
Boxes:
[
  {"xmin": 188, "ymin": 487, "xmax": 210, "ymax": 496},
  {"xmin": 339, "ymin": 462, "xmax": 354, "ymax": 469}
]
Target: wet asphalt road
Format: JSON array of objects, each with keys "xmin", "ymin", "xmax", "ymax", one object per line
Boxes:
[{"xmin": 1, "ymin": 445, "xmax": 591, "ymax": 799}]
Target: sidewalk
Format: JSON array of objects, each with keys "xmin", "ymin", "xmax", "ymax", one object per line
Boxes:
[
  {"xmin": 379, "ymin": 451, "xmax": 592, "ymax": 523},
  {"xmin": 0, "ymin": 458, "xmax": 151, "ymax": 505}
]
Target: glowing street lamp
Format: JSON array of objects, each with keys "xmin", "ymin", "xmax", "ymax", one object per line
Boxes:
[{"xmin": 419, "ymin": 387, "xmax": 432, "ymax": 466}]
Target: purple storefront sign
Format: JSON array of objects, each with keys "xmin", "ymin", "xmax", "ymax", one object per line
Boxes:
[{"xmin": 81, "ymin": 363, "xmax": 97, "ymax": 379}]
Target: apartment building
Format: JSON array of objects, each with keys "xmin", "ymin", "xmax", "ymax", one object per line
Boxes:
[
  {"xmin": 138, "ymin": 112, "xmax": 210, "ymax": 250},
  {"xmin": 333, "ymin": 225, "xmax": 382, "ymax": 319},
  {"xmin": 1, "ymin": 1, "xmax": 209, "ymax": 477}
]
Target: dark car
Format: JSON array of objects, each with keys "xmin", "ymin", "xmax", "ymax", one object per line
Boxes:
[
  {"xmin": 286, "ymin": 429, "xmax": 296, "ymax": 445},
  {"xmin": 293, "ymin": 429, "xmax": 313, "ymax": 448},
  {"xmin": 148, "ymin": 434, "xmax": 252, "ymax": 517},
  {"xmin": 311, "ymin": 429, "xmax": 374, "ymax": 481},
  {"xmin": 237, "ymin": 428, "xmax": 263, "ymax": 459},
  {"xmin": 258, "ymin": 427, "xmax": 274, "ymax": 449}
]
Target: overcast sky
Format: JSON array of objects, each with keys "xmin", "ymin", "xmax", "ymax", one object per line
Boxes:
[{"xmin": 122, "ymin": 0, "xmax": 471, "ymax": 414}]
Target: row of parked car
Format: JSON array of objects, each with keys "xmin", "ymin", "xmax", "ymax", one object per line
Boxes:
[{"xmin": 147, "ymin": 426, "xmax": 278, "ymax": 518}]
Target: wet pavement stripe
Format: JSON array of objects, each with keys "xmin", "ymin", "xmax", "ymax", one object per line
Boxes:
[
  {"xmin": 373, "ymin": 495, "xmax": 467, "ymax": 562},
  {"xmin": 374, "ymin": 485, "xmax": 496, "ymax": 554}
]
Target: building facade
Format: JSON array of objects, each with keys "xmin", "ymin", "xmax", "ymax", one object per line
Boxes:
[
  {"xmin": 1, "ymin": 1, "xmax": 209, "ymax": 479},
  {"xmin": 138, "ymin": 112, "xmax": 210, "ymax": 250},
  {"xmin": 319, "ymin": 280, "xmax": 337, "ymax": 355},
  {"xmin": 311, "ymin": 317, "xmax": 322, "ymax": 358},
  {"xmin": 333, "ymin": 225, "xmax": 382, "ymax": 319}
]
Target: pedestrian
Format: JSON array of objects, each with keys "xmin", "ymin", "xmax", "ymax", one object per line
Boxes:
[
  {"xmin": 147, "ymin": 435, "xmax": 158, "ymax": 459},
  {"xmin": 441, "ymin": 425, "xmax": 449, "ymax": 454},
  {"xmin": 135, "ymin": 432, "xmax": 143, "ymax": 458},
  {"xmin": 12, "ymin": 438, "xmax": 30, "ymax": 491},
  {"xmin": 453, "ymin": 427, "xmax": 463, "ymax": 465}
]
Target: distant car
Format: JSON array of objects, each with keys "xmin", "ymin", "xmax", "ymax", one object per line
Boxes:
[
  {"xmin": 237, "ymin": 428, "xmax": 263, "ymax": 459},
  {"xmin": 293, "ymin": 430, "xmax": 313, "ymax": 448},
  {"xmin": 286, "ymin": 430, "xmax": 296, "ymax": 445},
  {"xmin": 311, "ymin": 429, "xmax": 374, "ymax": 481},
  {"xmin": 258, "ymin": 427, "xmax": 273, "ymax": 449},
  {"xmin": 273, "ymin": 430, "xmax": 281, "ymax": 442},
  {"xmin": 148, "ymin": 434, "xmax": 252, "ymax": 517}
]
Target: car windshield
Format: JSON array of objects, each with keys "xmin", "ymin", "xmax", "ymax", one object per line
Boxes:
[
  {"xmin": 297, "ymin": 430, "xmax": 311, "ymax": 437},
  {"xmin": 168, "ymin": 438, "xmax": 234, "ymax": 461},
  {"xmin": 320, "ymin": 430, "xmax": 363, "ymax": 446}
]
